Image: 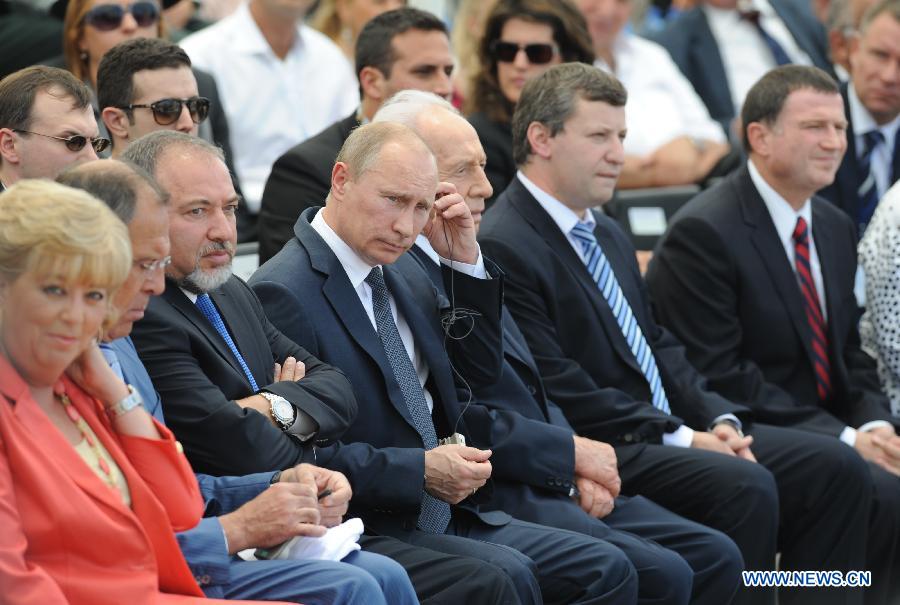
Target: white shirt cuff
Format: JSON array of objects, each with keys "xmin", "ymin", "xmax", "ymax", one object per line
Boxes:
[
  {"xmin": 710, "ymin": 413, "xmax": 742, "ymax": 431},
  {"xmin": 839, "ymin": 426, "xmax": 857, "ymax": 447},
  {"xmin": 439, "ymin": 247, "xmax": 487, "ymax": 279},
  {"xmin": 286, "ymin": 408, "xmax": 318, "ymax": 441},
  {"xmin": 662, "ymin": 425, "xmax": 695, "ymax": 448},
  {"xmin": 840, "ymin": 421, "xmax": 894, "ymax": 448}
]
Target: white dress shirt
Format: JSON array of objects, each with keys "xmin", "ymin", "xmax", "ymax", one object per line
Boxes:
[
  {"xmin": 848, "ymin": 83, "xmax": 900, "ymax": 201},
  {"xmin": 595, "ymin": 34, "xmax": 726, "ymax": 156},
  {"xmin": 517, "ymin": 171, "xmax": 705, "ymax": 447},
  {"xmin": 859, "ymin": 181, "xmax": 900, "ymax": 418},
  {"xmin": 748, "ymin": 160, "xmax": 891, "ymax": 444},
  {"xmin": 180, "ymin": 2, "xmax": 358, "ymax": 213},
  {"xmin": 311, "ymin": 210, "xmax": 486, "ymax": 414},
  {"xmin": 703, "ymin": 0, "xmax": 812, "ymax": 116}
]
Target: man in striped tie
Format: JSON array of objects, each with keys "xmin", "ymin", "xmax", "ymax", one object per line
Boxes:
[
  {"xmin": 481, "ymin": 62, "xmax": 877, "ymax": 605},
  {"xmin": 649, "ymin": 64, "xmax": 900, "ymax": 604}
]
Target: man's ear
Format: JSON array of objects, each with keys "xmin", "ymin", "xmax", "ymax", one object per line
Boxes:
[
  {"xmin": 0, "ymin": 128, "xmax": 21, "ymax": 165},
  {"xmin": 331, "ymin": 161, "xmax": 351, "ymax": 200},
  {"xmin": 101, "ymin": 107, "xmax": 131, "ymax": 141},
  {"xmin": 359, "ymin": 66, "xmax": 387, "ymax": 104},
  {"xmin": 746, "ymin": 121, "xmax": 770, "ymax": 157},
  {"xmin": 526, "ymin": 121, "xmax": 554, "ymax": 159}
]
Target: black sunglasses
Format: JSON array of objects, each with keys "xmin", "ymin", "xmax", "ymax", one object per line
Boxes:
[
  {"xmin": 491, "ymin": 41, "xmax": 557, "ymax": 64},
  {"xmin": 83, "ymin": 2, "xmax": 160, "ymax": 31},
  {"xmin": 121, "ymin": 96, "xmax": 211, "ymax": 126},
  {"xmin": 13, "ymin": 129, "xmax": 110, "ymax": 153}
]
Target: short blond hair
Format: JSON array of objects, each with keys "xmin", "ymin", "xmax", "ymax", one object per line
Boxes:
[{"xmin": 0, "ymin": 180, "xmax": 131, "ymax": 304}]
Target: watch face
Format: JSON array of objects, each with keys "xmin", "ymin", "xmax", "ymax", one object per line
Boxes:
[{"xmin": 273, "ymin": 399, "xmax": 293, "ymax": 422}]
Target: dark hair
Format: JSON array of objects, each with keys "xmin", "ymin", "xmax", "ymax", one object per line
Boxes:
[
  {"xmin": 57, "ymin": 159, "xmax": 168, "ymax": 224},
  {"xmin": 97, "ymin": 38, "xmax": 192, "ymax": 117},
  {"xmin": 0, "ymin": 65, "xmax": 92, "ymax": 132},
  {"xmin": 355, "ymin": 7, "xmax": 448, "ymax": 81},
  {"xmin": 859, "ymin": 0, "xmax": 900, "ymax": 34},
  {"xmin": 741, "ymin": 65, "xmax": 840, "ymax": 152},
  {"xmin": 468, "ymin": 0, "xmax": 594, "ymax": 123},
  {"xmin": 512, "ymin": 62, "xmax": 626, "ymax": 166}
]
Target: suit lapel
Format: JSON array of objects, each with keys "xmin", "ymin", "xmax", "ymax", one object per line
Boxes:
[
  {"xmin": 738, "ymin": 170, "xmax": 818, "ymax": 366},
  {"xmin": 507, "ymin": 180, "xmax": 644, "ymax": 375},
  {"xmin": 162, "ymin": 282, "xmax": 248, "ymax": 380},
  {"xmin": 810, "ymin": 202, "xmax": 843, "ymax": 356},
  {"xmin": 210, "ymin": 283, "xmax": 267, "ymax": 385},
  {"xmin": 690, "ymin": 10, "xmax": 734, "ymax": 120}
]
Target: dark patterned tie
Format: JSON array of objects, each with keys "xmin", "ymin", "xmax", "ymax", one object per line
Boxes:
[
  {"xmin": 195, "ymin": 293, "xmax": 259, "ymax": 391},
  {"xmin": 740, "ymin": 10, "xmax": 793, "ymax": 66},
  {"xmin": 857, "ymin": 130, "xmax": 885, "ymax": 233},
  {"xmin": 792, "ymin": 217, "xmax": 832, "ymax": 401},
  {"xmin": 365, "ymin": 267, "xmax": 451, "ymax": 534}
]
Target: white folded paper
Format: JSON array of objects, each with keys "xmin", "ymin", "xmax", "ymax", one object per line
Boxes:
[{"xmin": 239, "ymin": 517, "xmax": 364, "ymax": 562}]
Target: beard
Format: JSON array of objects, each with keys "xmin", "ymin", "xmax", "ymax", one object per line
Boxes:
[{"xmin": 177, "ymin": 241, "xmax": 234, "ymax": 294}]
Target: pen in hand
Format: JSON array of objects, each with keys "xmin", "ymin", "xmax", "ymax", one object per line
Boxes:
[{"xmin": 317, "ymin": 489, "xmax": 332, "ymax": 501}]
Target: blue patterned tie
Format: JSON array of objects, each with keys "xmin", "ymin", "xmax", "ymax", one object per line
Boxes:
[
  {"xmin": 570, "ymin": 221, "xmax": 671, "ymax": 414},
  {"xmin": 365, "ymin": 267, "xmax": 451, "ymax": 534},
  {"xmin": 195, "ymin": 293, "xmax": 259, "ymax": 391},
  {"xmin": 857, "ymin": 130, "xmax": 885, "ymax": 233}
]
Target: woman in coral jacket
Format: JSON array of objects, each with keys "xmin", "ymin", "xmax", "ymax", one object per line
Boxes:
[{"xmin": 0, "ymin": 180, "xmax": 285, "ymax": 605}]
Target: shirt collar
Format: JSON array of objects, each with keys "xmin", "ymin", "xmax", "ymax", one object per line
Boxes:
[
  {"xmin": 517, "ymin": 170, "xmax": 596, "ymax": 236},
  {"xmin": 593, "ymin": 33, "xmax": 630, "ymax": 75},
  {"xmin": 310, "ymin": 208, "xmax": 377, "ymax": 289},
  {"xmin": 414, "ymin": 235, "xmax": 440, "ymax": 264},
  {"xmin": 231, "ymin": 1, "xmax": 306, "ymax": 57},
  {"xmin": 748, "ymin": 158, "xmax": 812, "ymax": 242}
]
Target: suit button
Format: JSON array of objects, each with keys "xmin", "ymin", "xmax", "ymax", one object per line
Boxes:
[
  {"xmin": 546, "ymin": 478, "xmax": 554, "ymax": 486},
  {"xmin": 623, "ymin": 434, "xmax": 633, "ymax": 443},
  {"xmin": 527, "ymin": 385, "xmax": 537, "ymax": 395},
  {"xmin": 197, "ymin": 574, "xmax": 211, "ymax": 585}
]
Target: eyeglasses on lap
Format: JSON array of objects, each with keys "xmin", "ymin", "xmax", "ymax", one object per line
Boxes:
[
  {"xmin": 83, "ymin": 2, "xmax": 160, "ymax": 31},
  {"xmin": 491, "ymin": 41, "xmax": 558, "ymax": 64},
  {"xmin": 13, "ymin": 129, "xmax": 110, "ymax": 153},
  {"xmin": 120, "ymin": 97, "xmax": 211, "ymax": 126}
]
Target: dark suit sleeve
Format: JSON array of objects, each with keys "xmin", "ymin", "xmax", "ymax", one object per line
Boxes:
[
  {"xmin": 648, "ymin": 215, "xmax": 848, "ymax": 434},
  {"xmin": 240, "ymin": 280, "xmax": 357, "ymax": 441},
  {"xmin": 480, "ymin": 235, "xmax": 681, "ymax": 444},
  {"xmin": 258, "ymin": 148, "xmax": 331, "ymax": 264}
]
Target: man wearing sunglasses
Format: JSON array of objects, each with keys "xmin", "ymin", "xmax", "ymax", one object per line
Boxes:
[
  {"xmin": 0, "ymin": 65, "xmax": 108, "ymax": 190},
  {"xmin": 97, "ymin": 37, "xmax": 208, "ymax": 157}
]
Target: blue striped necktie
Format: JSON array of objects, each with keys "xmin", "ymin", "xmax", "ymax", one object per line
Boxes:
[
  {"xmin": 570, "ymin": 221, "xmax": 671, "ymax": 414},
  {"xmin": 365, "ymin": 267, "xmax": 451, "ymax": 534},
  {"xmin": 195, "ymin": 293, "xmax": 259, "ymax": 391},
  {"xmin": 857, "ymin": 129, "xmax": 885, "ymax": 233}
]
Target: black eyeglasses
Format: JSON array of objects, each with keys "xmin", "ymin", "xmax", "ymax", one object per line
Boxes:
[
  {"xmin": 83, "ymin": 1, "xmax": 160, "ymax": 31},
  {"xmin": 13, "ymin": 129, "xmax": 110, "ymax": 153},
  {"xmin": 120, "ymin": 96, "xmax": 211, "ymax": 126},
  {"xmin": 491, "ymin": 41, "xmax": 558, "ymax": 64}
]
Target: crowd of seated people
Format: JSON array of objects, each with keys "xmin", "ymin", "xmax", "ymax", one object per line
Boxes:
[{"xmin": 3, "ymin": 0, "xmax": 900, "ymax": 604}]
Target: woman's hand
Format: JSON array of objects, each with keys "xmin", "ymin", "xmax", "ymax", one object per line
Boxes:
[{"xmin": 66, "ymin": 342, "xmax": 130, "ymax": 408}]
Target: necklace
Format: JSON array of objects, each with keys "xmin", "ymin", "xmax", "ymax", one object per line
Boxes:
[{"xmin": 54, "ymin": 385, "xmax": 117, "ymax": 490}]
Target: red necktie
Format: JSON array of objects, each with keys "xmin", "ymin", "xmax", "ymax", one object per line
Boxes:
[{"xmin": 792, "ymin": 217, "xmax": 832, "ymax": 400}]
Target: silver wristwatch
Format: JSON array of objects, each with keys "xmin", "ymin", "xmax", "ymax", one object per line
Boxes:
[
  {"xmin": 260, "ymin": 392, "xmax": 296, "ymax": 431},
  {"xmin": 107, "ymin": 384, "xmax": 143, "ymax": 419}
]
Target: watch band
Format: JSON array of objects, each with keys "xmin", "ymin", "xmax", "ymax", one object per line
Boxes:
[{"xmin": 106, "ymin": 384, "xmax": 143, "ymax": 419}]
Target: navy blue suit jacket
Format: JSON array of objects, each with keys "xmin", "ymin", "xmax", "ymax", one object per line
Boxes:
[
  {"xmin": 817, "ymin": 84, "xmax": 900, "ymax": 228},
  {"xmin": 478, "ymin": 177, "xmax": 750, "ymax": 452},
  {"xmin": 249, "ymin": 208, "xmax": 510, "ymax": 536},
  {"xmin": 652, "ymin": 0, "xmax": 834, "ymax": 129}
]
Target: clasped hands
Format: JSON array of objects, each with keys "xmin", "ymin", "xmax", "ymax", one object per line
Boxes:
[
  {"xmin": 856, "ymin": 425, "xmax": 900, "ymax": 477},
  {"xmin": 219, "ymin": 464, "xmax": 352, "ymax": 554},
  {"xmin": 573, "ymin": 436, "xmax": 621, "ymax": 519},
  {"xmin": 691, "ymin": 424, "xmax": 756, "ymax": 462}
]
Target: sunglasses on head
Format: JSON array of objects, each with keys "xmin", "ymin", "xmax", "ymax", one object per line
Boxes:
[
  {"xmin": 83, "ymin": 2, "xmax": 160, "ymax": 31},
  {"xmin": 121, "ymin": 96, "xmax": 211, "ymax": 126},
  {"xmin": 491, "ymin": 41, "xmax": 557, "ymax": 64},
  {"xmin": 13, "ymin": 129, "xmax": 110, "ymax": 153}
]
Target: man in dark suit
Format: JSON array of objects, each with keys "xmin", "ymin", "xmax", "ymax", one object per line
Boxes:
[
  {"xmin": 124, "ymin": 130, "xmax": 523, "ymax": 605},
  {"xmin": 652, "ymin": 0, "xmax": 834, "ymax": 132},
  {"xmin": 648, "ymin": 65, "xmax": 900, "ymax": 604},
  {"xmin": 257, "ymin": 7, "xmax": 455, "ymax": 263},
  {"xmin": 818, "ymin": 0, "xmax": 900, "ymax": 233},
  {"xmin": 251, "ymin": 121, "xmax": 647, "ymax": 605},
  {"xmin": 479, "ymin": 63, "xmax": 874, "ymax": 605},
  {"xmin": 372, "ymin": 89, "xmax": 744, "ymax": 605},
  {"xmin": 0, "ymin": 65, "xmax": 104, "ymax": 188}
]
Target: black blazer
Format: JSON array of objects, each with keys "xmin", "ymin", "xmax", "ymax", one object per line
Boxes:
[
  {"xmin": 467, "ymin": 112, "xmax": 514, "ymax": 210},
  {"xmin": 249, "ymin": 209, "xmax": 509, "ymax": 535},
  {"xmin": 130, "ymin": 275, "xmax": 357, "ymax": 476},
  {"xmin": 817, "ymin": 84, "xmax": 900, "ymax": 228},
  {"xmin": 647, "ymin": 165, "xmax": 893, "ymax": 436},
  {"xmin": 257, "ymin": 112, "xmax": 359, "ymax": 263},
  {"xmin": 652, "ymin": 0, "xmax": 834, "ymax": 129},
  {"xmin": 478, "ymin": 177, "xmax": 749, "ymax": 451}
]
